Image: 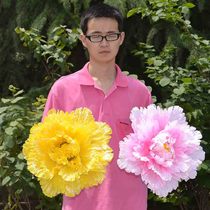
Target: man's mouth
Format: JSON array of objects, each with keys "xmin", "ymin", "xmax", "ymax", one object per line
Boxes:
[{"xmin": 99, "ymin": 51, "xmax": 110, "ymax": 54}]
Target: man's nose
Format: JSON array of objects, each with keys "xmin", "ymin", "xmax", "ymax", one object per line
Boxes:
[{"xmin": 100, "ymin": 37, "xmax": 109, "ymax": 46}]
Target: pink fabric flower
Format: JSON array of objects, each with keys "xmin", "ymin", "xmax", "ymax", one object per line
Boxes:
[{"xmin": 117, "ymin": 105, "xmax": 205, "ymax": 197}]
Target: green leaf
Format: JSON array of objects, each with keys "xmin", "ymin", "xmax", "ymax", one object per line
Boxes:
[
  {"xmin": 2, "ymin": 176, "xmax": 11, "ymax": 186},
  {"xmin": 15, "ymin": 162, "xmax": 25, "ymax": 171},
  {"xmin": 128, "ymin": 74, "xmax": 138, "ymax": 79},
  {"xmin": 201, "ymin": 40, "xmax": 209, "ymax": 45},
  {"xmin": 200, "ymin": 163, "xmax": 209, "ymax": 170},
  {"xmin": 17, "ymin": 153, "xmax": 25, "ymax": 160},
  {"xmin": 10, "ymin": 121, "xmax": 19, "ymax": 127},
  {"xmin": 173, "ymin": 86, "xmax": 185, "ymax": 95},
  {"xmin": 152, "ymin": 16, "xmax": 159, "ymax": 22},
  {"xmin": 184, "ymin": 20, "xmax": 191, "ymax": 27},
  {"xmin": 122, "ymin": 71, "xmax": 129, "ymax": 76},
  {"xmin": 159, "ymin": 77, "xmax": 170, "ymax": 87},
  {"xmin": 15, "ymin": 188, "xmax": 23, "ymax": 194},
  {"xmin": 1, "ymin": 98, "xmax": 11, "ymax": 103},
  {"xmin": 127, "ymin": 8, "xmax": 139, "ymax": 18},
  {"xmin": 11, "ymin": 96, "xmax": 25, "ymax": 104},
  {"xmin": 0, "ymin": 114, "xmax": 6, "ymax": 124},
  {"xmin": 13, "ymin": 89, "xmax": 24, "ymax": 97},
  {"xmin": 0, "ymin": 107, "xmax": 8, "ymax": 114},
  {"xmin": 153, "ymin": 59, "xmax": 164, "ymax": 66},
  {"xmin": 0, "ymin": 152, "xmax": 8, "ymax": 159},
  {"xmin": 6, "ymin": 157, "xmax": 15, "ymax": 163},
  {"xmin": 5, "ymin": 127, "xmax": 15, "ymax": 135},
  {"xmin": 181, "ymin": 7, "xmax": 189, "ymax": 15},
  {"xmin": 0, "ymin": 168, "xmax": 7, "ymax": 177},
  {"xmin": 182, "ymin": 3, "xmax": 195, "ymax": 9},
  {"xmin": 8, "ymin": 176, "xmax": 18, "ymax": 186},
  {"xmin": 4, "ymin": 135, "xmax": 15, "ymax": 148},
  {"xmin": 182, "ymin": 78, "xmax": 192, "ymax": 84}
]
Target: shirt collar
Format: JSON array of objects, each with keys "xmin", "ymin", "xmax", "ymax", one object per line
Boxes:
[{"xmin": 79, "ymin": 62, "xmax": 128, "ymax": 87}]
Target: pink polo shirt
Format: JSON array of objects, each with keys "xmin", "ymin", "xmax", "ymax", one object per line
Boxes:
[{"xmin": 43, "ymin": 63, "xmax": 152, "ymax": 210}]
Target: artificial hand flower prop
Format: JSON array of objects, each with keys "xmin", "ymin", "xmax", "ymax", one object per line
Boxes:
[
  {"xmin": 23, "ymin": 108, "xmax": 113, "ymax": 197},
  {"xmin": 117, "ymin": 105, "xmax": 205, "ymax": 197}
]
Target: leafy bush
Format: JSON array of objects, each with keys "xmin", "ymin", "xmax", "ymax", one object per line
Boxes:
[
  {"xmin": 129, "ymin": 0, "xmax": 210, "ymax": 209},
  {"xmin": 0, "ymin": 24, "xmax": 80, "ymax": 210},
  {"xmin": 15, "ymin": 25, "xmax": 80, "ymax": 81},
  {"xmin": 0, "ymin": 85, "xmax": 62, "ymax": 209}
]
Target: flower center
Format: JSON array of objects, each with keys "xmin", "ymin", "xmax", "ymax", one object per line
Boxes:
[
  {"xmin": 49, "ymin": 135, "xmax": 80, "ymax": 166},
  {"xmin": 150, "ymin": 132, "xmax": 175, "ymax": 167},
  {"xmin": 163, "ymin": 142, "xmax": 170, "ymax": 153}
]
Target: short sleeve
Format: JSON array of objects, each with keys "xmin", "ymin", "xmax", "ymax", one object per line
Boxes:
[{"xmin": 42, "ymin": 85, "xmax": 61, "ymax": 121}]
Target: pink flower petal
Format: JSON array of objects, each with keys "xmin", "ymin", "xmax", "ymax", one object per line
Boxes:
[{"xmin": 117, "ymin": 105, "xmax": 205, "ymax": 197}]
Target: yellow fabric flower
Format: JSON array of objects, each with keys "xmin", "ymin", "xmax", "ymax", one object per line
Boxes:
[{"xmin": 23, "ymin": 108, "xmax": 113, "ymax": 197}]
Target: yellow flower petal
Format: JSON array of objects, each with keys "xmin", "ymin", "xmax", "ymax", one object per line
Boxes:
[
  {"xmin": 23, "ymin": 108, "xmax": 113, "ymax": 197},
  {"xmin": 40, "ymin": 176, "xmax": 82, "ymax": 198}
]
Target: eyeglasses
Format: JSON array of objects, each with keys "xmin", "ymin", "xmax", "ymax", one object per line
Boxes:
[{"xmin": 85, "ymin": 32, "xmax": 121, "ymax": 43}]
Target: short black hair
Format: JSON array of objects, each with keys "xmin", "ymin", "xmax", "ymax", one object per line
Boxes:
[{"xmin": 80, "ymin": 3, "xmax": 123, "ymax": 34}]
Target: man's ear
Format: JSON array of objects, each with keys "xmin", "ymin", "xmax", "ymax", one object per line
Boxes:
[
  {"xmin": 79, "ymin": 34, "xmax": 87, "ymax": 48},
  {"xmin": 119, "ymin": 32, "xmax": 125, "ymax": 46}
]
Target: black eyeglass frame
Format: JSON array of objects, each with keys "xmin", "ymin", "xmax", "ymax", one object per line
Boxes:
[{"xmin": 85, "ymin": 32, "xmax": 121, "ymax": 43}]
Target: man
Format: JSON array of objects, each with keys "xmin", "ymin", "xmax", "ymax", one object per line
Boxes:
[{"xmin": 43, "ymin": 3, "xmax": 152, "ymax": 210}]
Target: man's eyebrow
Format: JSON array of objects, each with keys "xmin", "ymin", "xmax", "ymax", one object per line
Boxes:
[
  {"xmin": 106, "ymin": 31, "xmax": 120, "ymax": 34},
  {"xmin": 88, "ymin": 30, "xmax": 119, "ymax": 34},
  {"xmin": 88, "ymin": 31, "xmax": 102, "ymax": 34}
]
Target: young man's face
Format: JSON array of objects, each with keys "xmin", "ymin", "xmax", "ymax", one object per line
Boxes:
[{"xmin": 80, "ymin": 17, "xmax": 125, "ymax": 64}]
